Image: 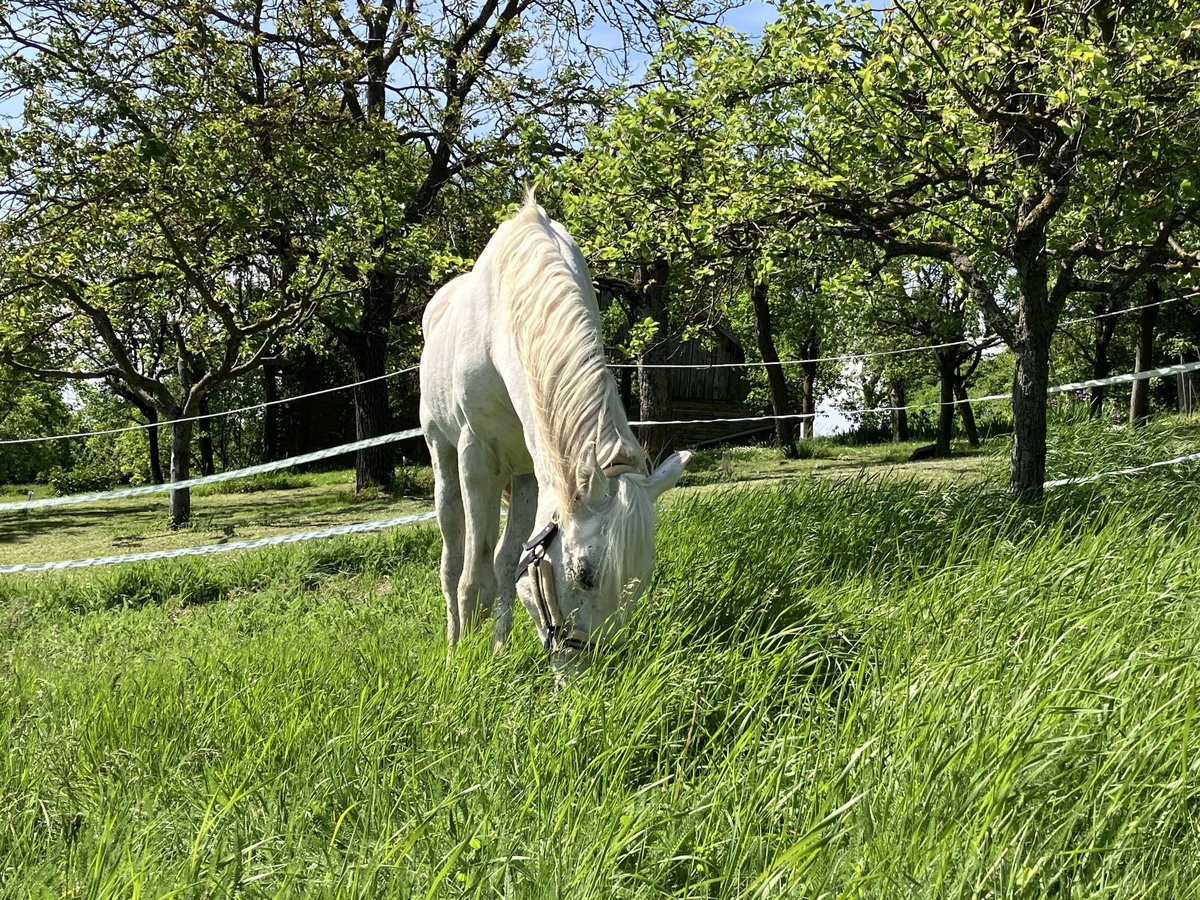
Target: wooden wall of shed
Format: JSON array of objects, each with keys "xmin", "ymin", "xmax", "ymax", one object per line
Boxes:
[{"xmin": 669, "ymin": 332, "xmax": 749, "ymax": 404}]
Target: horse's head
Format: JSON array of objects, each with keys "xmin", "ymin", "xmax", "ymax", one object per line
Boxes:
[{"xmin": 518, "ymin": 446, "xmax": 691, "ymax": 673}]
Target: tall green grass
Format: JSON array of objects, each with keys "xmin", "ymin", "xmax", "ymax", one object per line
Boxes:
[{"xmin": 2, "ymin": 423, "xmax": 1199, "ymax": 897}]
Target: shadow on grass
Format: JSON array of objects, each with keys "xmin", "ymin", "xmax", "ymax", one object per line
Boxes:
[{"xmin": 0, "ymin": 486, "xmax": 425, "ymax": 549}]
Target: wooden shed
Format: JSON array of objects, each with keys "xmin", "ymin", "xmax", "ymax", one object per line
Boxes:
[
  {"xmin": 605, "ymin": 320, "xmax": 758, "ymax": 448},
  {"xmin": 662, "ymin": 325, "xmax": 760, "ymax": 447}
]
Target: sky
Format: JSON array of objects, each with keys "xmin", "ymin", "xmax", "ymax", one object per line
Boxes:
[{"xmin": 723, "ymin": 1, "xmax": 782, "ymax": 36}]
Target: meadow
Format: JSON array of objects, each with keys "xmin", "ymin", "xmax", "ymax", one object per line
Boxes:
[{"xmin": 2, "ymin": 416, "xmax": 1199, "ymax": 898}]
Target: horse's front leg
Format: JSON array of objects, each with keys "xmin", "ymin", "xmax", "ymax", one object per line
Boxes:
[
  {"xmin": 493, "ymin": 473, "xmax": 537, "ymax": 653},
  {"xmin": 456, "ymin": 436, "xmax": 504, "ymax": 640},
  {"xmin": 429, "ymin": 435, "xmax": 465, "ymax": 653}
]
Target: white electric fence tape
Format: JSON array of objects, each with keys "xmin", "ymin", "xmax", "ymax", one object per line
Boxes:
[
  {"xmin": 0, "ymin": 510, "xmax": 439, "ymax": 574},
  {"xmin": 611, "ymin": 288, "xmax": 1200, "ymax": 370},
  {"xmin": 629, "ymin": 358, "xmax": 1200, "ymax": 426},
  {"xmin": 1044, "ymin": 450, "xmax": 1200, "ymax": 489},
  {"xmin": 6, "ymin": 286, "xmax": 1196, "ymax": 449},
  {"xmin": 0, "ymin": 428, "xmax": 424, "ymax": 512},
  {"xmin": 2, "ymin": 360, "xmax": 1199, "ymax": 573},
  {"xmin": 5, "ymin": 360, "xmax": 1197, "ymax": 511}
]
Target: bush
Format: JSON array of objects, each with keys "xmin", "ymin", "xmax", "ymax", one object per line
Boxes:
[{"xmin": 44, "ymin": 460, "xmax": 126, "ymax": 495}]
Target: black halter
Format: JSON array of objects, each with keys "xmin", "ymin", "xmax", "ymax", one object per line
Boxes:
[
  {"xmin": 515, "ymin": 516, "xmax": 594, "ymax": 655},
  {"xmin": 516, "ymin": 518, "xmax": 559, "ymax": 577}
]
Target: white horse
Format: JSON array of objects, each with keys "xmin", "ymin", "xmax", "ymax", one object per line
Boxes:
[{"xmin": 419, "ymin": 191, "xmax": 690, "ymax": 672}]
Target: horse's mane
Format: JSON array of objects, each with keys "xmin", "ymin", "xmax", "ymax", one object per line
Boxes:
[{"xmin": 494, "ymin": 191, "xmax": 648, "ymax": 509}]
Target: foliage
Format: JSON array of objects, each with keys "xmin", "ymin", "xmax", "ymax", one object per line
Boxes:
[
  {"xmin": 42, "ymin": 460, "xmax": 121, "ymax": 495},
  {"xmin": 0, "ymin": 373, "xmax": 69, "ymax": 483},
  {"xmin": 570, "ymin": 0, "xmax": 1200, "ymax": 489}
]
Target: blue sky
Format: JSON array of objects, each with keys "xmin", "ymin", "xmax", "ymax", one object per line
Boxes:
[{"xmin": 723, "ymin": 1, "xmax": 781, "ymax": 36}]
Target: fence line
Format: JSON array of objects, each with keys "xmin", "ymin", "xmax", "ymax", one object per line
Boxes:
[
  {"xmin": 1044, "ymin": 450, "xmax": 1200, "ymax": 489},
  {"xmin": 0, "ymin": 429, "xmax": 424, "ymax": 512},
  {"xmin": 7, "ymin": 286, "xmax": 1198, "ymax": 449},
  {"xmin": 0, "ymin": 511, "xmax": 439, "ymax": 574},
  {"xmin": 1059, "ymin": 291, "xmax": 1196, "ymax": 326},
  {"xmin": 6, "ymin": 359, "xmax": 1198, "ymax": 512},
  {"xmin": 630, "ymin": 358, "xmax": 1200, "ymax": 427},
  {"xmin": 5, "ymin": 442, "xmax": 1200, "ymax": 573},
  {"xmin": 611, "ymin": 287, "xmax": 1200, "ymax": 371},
  {"xmin": 3, "ymin": 359, "xmax": 1199, "ymax": 569},
  {"xmin": 0, "ymin": 365, "xmax": 421, "ymax": 447}
]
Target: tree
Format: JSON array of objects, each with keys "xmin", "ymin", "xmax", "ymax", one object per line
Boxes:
[
  {"xmin": 852, "ymin": 263, "xmax": 998, "ymax": 455},
  {"xmin": 676, "ymin": 0, "xmax": 1200, "ymax": 498},
  {"xmin": 1128, "ymin": 284, "xmax": 1160, "ymax": 427},
  {"xmin": 0, "ymin": 366, "xmax": 70, "ymax": 484},
  {"xmin": 556, "ymin": 30, "xmax": 842, "ymax": 456},
  {"xmin": 244, "ymin": 0, "xmax": 733, "ymax": 489},
  {"xmin": 3, "ymin": 0, "xmax": 730, "ymax": 499},
  {"xmin": 748, "ymin": 270, "xmax": 798, "ymax": 455}
]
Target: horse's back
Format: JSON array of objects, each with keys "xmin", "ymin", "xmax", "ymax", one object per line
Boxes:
[
  {"xmin": 420, "ymin": 198, "xmax": 595, "ymax": 474},
  {"xmin": 419, "ymin": 255, "xmax": 530, "ymax": 469},
  {"xmin": 421, "ymin": 272, "xmax": 467, "ymax": 341}
]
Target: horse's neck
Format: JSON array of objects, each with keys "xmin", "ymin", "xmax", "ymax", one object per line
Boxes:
[{"xmin": 488, "ymin": 210, "xmax": 646, "ymax": 498}]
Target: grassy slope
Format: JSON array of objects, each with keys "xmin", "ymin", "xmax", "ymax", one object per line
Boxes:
[
  {"xmin": 1, "ymin": 418, "xmax": 1199, "ymax": 898},
  {"xmin": 0, "ymin": 470, "xmax": 435, "ymax": 566}
]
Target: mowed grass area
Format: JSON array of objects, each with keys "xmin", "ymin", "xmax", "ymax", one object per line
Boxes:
[
  {"xmin": 2, "ymin": 417, "xmax": 1200, "ymax": 897},
  {"xmin": 0, "ymin": 469, "xmax": 437, "ymax": 567},
  {"xmin": 0, "ymin": 436, "xmax": 1000, "ymax": 567}
]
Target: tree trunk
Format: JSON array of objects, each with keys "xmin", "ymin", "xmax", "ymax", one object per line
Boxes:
[
  {"xmin": 197, "ymin": 396, "xmax": 215, "ymax": 477},
  {"xmin": 634, "ymin": 259, "xmax": 673, "ymax": 460},
  {"xmin": 1088, "ymin": 313, "xmax": 1117, "ymax": 418},
  {"xmin": 800, "ymin": 328, "xmax": 820, "ymax": 441},
  {"xmin": 749, "ymin": 276, "xmax": 797, "ymax": 457},
  {"xmin": 889, "ymin": 378, "xmax": 909, "ymax": 442},
  {"xmin": 111, "ymin": 383, "xmax": 165, "ymax": 484},
  {"xmin": 169, "ymin": 417, "xmax": 193, "ymax": 528},
  {"xmin": 294, "ymin": 349, "xmax": 321, "ymax": 457},
  {"xmin": 146, "ymin": 407, "xmax": 164, "ymax": 484},
  {"xmin": 1010, "ymin": 329, "xmax": 1052, "ymax": 502},
  {"xmin": 935, "ymin": 351, "xmax": 955, "ymax": 458},
  {"xmin": 347, "ymin": 272, "xmax": 397, "ymax": 493},
  {"xmin": 264, "ymin": 363, "xmax": 281, "ymax": 461},
  {"xmin": 954, "ymin": 377, "xmax": 980, "ymax": 448},
  {"xmin": 1130, "ymin": 283, "xmax": 1159, "ymax": 427},
  {"xmin": 800, "ymin": 370, "xmax": 817, "ymax": 440},
  {"xmin": 1007, "ymin": 199, "xmax": 1058, "ymax": 502},
  {"xmin": 619, "ymin": 367, "xmax": 634, "ymax": 416}
]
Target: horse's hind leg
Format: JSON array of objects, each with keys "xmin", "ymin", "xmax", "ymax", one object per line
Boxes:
[
  {"xmin": 430, "ymin": 436, "xmax": 465, "ymax": 652},
  {"xmin": 457, "ymin": 437, "xmax": 503, "ymax": 640},
  {"xmin": 493, "ymin": 473, "xmax": 537, "ymax": 652}
]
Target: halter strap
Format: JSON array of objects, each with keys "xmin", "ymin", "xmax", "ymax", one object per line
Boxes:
[
  {"xmin": 515, "ymin": 517, "xmax": 558, "ymax": 579},
  {"xmin": 514, "ymin": 515, "xmax": 596, "ymax": 655}
]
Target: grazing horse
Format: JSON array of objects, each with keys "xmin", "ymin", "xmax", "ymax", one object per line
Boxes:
[{"xmin": 419, "ymin": 191, "xmax": 689, "ymax": 672}]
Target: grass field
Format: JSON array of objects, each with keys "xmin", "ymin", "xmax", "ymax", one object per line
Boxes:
[
  {"xmin": 2, "ymin": 417, "xmax": 1199, "ymax": 897},
  {"xmin": 0, "ymin": 439, "xmax": 1000, "ymax": 567}
]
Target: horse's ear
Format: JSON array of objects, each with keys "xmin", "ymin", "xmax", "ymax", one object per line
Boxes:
[
  {"xmin": 579, "ymin": 443, "xmax": 608, "ymax": 507},
  {"xmin": 646, "ymin": 450, "xmax": 691, "ymax": 500}
]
